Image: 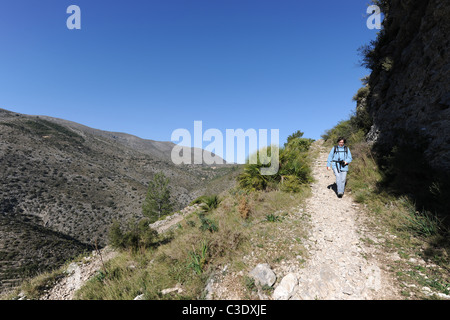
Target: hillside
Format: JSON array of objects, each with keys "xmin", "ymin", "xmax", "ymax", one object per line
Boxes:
[{"xmin": 0, "ymin": 108, "xmax": 241, "ymax": 292}]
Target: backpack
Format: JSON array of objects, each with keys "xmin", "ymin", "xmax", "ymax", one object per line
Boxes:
[{"xmin": 333, "ymin": 145, "xmax": 348, "ymax": 160}]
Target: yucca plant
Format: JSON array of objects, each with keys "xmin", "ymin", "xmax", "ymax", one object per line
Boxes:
[
  {"xmin": 237, "ymin": 163, "xmax": 269, "ymax": 191},
  {"xmin": 237, "ymin": 134, "xmax": 313, "ymax": 193}
]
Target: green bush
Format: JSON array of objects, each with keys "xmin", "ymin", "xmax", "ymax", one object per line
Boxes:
[
  {"xmin": 352, "ymin": 86, "xmax": 369, "ymax": 103},
  {"xmin": 279, "ymin": 138, "xmax": 313, "ymax": 187},
  {"xmin": 279, "ymin": 175, "xmax": 303, "ymax": 193},
  {"xmin": 264, "ymin": 214, "xmax": 282, "ymax": 223},
  {"xmin": 108, "ymin": 218, "xmax": 158, "ymax": 251},
  {"xmin": 237, "ymin": 133, "xmax": 313, "ymax": 193},
  {"xmin": 237, "ymin": 163, "xmax": 270, "ymax": 191}
]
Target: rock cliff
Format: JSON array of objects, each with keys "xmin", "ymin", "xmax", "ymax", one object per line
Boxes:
[{"xmin": 365, "ymin": 0, "xmax": 450, "ymax": 174}]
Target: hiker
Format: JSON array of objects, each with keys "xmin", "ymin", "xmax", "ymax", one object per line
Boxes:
[{"xmin": 326, "ymin": 137, "xmax": 352, "ymax": 198}]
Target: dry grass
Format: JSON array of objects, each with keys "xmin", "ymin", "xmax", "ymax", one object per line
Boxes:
[
  {"xmin": 71, "ymin": 184, "xmax": 312, "ymax": 300},
  {"xmin": 345, "ymin": 141, "xmax": 450, "ymax": 299}
]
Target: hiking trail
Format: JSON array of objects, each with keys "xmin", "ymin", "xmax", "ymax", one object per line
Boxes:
[
  {"xmin": 207, "ymin": 139, "xmax": 400, "ymax": 300},
  {"xmin": 283, "ymin": 140, "xmax": 399, "ymax": 299}
]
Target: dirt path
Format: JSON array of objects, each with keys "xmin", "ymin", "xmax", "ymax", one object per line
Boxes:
[{"xmin": 284, "ymin": 140, "xmax": 399, "ymax": 299}]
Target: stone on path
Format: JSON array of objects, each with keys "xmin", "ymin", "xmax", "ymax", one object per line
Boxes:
[
  {"xmin": 249, "ymin": 263, "xmax": 276, "ymax": 287},
  {"xmin": 272, "ymin": 273, "xmax": 298, "ymax": 300}
]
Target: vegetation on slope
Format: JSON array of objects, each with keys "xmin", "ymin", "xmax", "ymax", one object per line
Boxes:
[{"xmin": 70, "ymin": 131, "xmax": 314, "ymax": 300}]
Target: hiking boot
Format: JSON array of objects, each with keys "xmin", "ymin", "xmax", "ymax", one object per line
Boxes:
[{"xmin": 338, "ymin": 193, "xmax": 343, "ymax": 198}]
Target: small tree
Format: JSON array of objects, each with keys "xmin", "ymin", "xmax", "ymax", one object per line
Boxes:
[{"xmin": 142, "ymin": 172, "xmax": 173, "ymax": 223}]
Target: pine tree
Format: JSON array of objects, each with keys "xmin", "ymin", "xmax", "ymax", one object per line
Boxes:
[{"xmin": 142, "ymin": 172, "xmax": 173, "ymax": 223}]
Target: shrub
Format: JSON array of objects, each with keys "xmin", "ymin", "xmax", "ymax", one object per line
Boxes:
[
  {"xmin": 237, "ymin": 133, "xmax": 313, "ymax": 192},
  {"xmin": 352, "ymin": 86, "xmax": 370, "ymax": 103},
  {"xmin": 284, "ymin": 130, "xmax": 305, "ymax": 147},
  {"xmin": 238, "ymin": 196, "xmax": 251, "ymax": 219},
  {"xmin": 200, "ymin": 195, "xmax": 221, "ymax": 212},
  {"xmin": 279, "ymin": 175, "xmax": 303, "ymax": 193},
  {"xmin": 264, "ymin": 213, "xmax": 282, "ymax": 223},
  {"xmin": 279, "ymin": 138, "xmax": 313, "ymax": 186},
  {"xmin": 108, "ymin": 218, "xmax": 158, "ymax": 251},
  {"xmin": 237, "ymin": 163, "xmax": 269, "ymax": 191}
]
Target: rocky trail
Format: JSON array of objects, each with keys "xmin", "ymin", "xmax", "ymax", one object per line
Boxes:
[{"xmin": 271, "ymin": 141, "xmax": 399, "ymax": 299}]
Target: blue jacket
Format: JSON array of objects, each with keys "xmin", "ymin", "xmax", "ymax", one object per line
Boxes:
[{"xmin": 327, "ymin": 145, "xmax": 352, "ymax": 172}]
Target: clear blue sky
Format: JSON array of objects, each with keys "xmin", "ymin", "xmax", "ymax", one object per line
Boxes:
[{"xmin": 0, "ymin": 0, "xmax": 379, "ymax": 163}]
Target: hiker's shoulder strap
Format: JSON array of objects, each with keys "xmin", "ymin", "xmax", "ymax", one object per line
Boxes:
[{"xmin": 334, "ymin": 145, "xmax": 348, "ymax": 157}]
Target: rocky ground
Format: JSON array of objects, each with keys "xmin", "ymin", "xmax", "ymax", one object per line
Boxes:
[{"xmin": 40, "ymin": 247, "xmax": 117, "ymax": 300}]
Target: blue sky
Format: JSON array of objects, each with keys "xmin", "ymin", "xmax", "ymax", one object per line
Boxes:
[{"xmin": 0, "ymin": 0, "xmax": 379, "ymax": 163}]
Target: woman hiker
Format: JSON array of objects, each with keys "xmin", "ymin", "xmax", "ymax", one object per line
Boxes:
[{"xmin": 327, "ymin": 137, "xmax": 352, "ymax": 198}]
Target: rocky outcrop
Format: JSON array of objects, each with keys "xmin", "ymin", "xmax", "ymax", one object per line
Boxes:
[{"xmin": 365, "ymin": 0, "xmax": 450, "ymax": 174}]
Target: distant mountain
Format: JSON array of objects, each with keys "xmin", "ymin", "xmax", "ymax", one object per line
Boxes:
[
  {"xmin": 32, "ymin": 113, "xmax": 224, "ymax": 165},
  {"xmin": 0, "ymin": 108, "xmax": 241, "ymax": 292}
]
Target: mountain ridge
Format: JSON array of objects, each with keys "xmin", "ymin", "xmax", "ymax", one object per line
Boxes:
[{"xmin": 1, "ymin": 108, "xmax": 230, "ymax": 164}]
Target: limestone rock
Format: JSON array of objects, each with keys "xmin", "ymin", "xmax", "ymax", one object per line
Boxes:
[
  {"xmin": 272, "ymin": 273, "xmax": 298, "ymax": 300},
  {"xmin": 161, "ymin": 284, "xmax": 183, "ymax": 295},
  {"xmin": 249, "ymin": 264, "xmax": 276, "ymax": 287}
]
